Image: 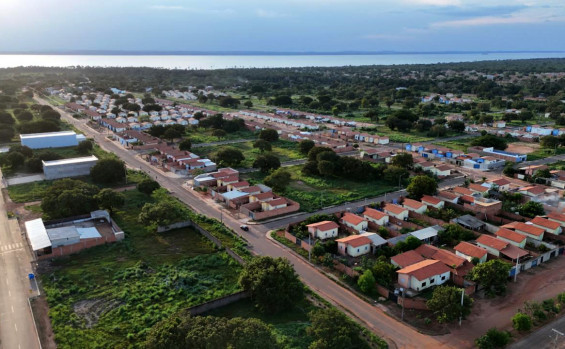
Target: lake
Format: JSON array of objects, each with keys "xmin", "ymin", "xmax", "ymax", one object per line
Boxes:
[{"xmin": 0, "ymin": 52, "xmax": 564, "ymax": 69}]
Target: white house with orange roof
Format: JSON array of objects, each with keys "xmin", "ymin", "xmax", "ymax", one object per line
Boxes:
[
  {"xmin": 514, "ymin": 222, "xmax": 545, "ymax": 241},
  {"xmin": 340, "ymin": 213, "xmax": 368, "ymax": 232},
  {"xmin": 547, "ymin": 212, "xmax": 565, "ymax": 228},
  {"xmin": 362, "ymin": 207, "xmax": 389, "ymax": 226},
  {"xmin": 402, "ymin": 198, "xmax": 427, "ymax": 214},
  {"xmin": 336, "ymin": 235, "xmax": 372, "ymax": 257},
  {"xmin": 384, "ymin": 204, "xmax": 409, "ymax": 220},
  {"xmin": 307, "ymin": 221, "xmax": 339, "ymax": 240},
  {"xmin": 397, "ymin": 260, "xmax": 451, "ymax": 292},
  {"xmin": 495, "ymin": 228, "xmax": 527, "ymax": 248},
  {"xmin": 529, "ymin": 216, "xmax": 562, "ymax": 235},
  {"xmin": 421, "ymin": 195, "xmax": 444, "ymax": 209},
  {"xmin": 454, "ymin": 241, "xmax": 488, "ymax": 264}
]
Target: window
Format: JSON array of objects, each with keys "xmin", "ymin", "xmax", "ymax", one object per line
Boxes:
[
  {"xmin": 357, "ymin": 249, "xmax": 360, "ymax": 253},
  {"xmin": 441, "ymin": 276, "xmax": 446, "ymax": 281},
  {"xmin": 422, "ymin": 282, "xmax": 427, "ymax": 287},
  {"xmin": 430, "ymin": 278, "xmax": 435, "ymax": 283}
]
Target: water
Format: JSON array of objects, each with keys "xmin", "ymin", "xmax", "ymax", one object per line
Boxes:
[{"xmin": 0, "ymin": 52, "xmax": 564, "ymax": 69}]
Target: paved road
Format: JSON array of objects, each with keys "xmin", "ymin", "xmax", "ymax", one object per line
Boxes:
[
  {"xmin": 36, "ymin": 96, "xmax": 456, "ymax": 348},
  {"xmin": 510, "ymin": 316, "xmax": 565, "ymax": 349},
  {"xmin": 515, "ymin": 153, "xmax": 565, "ymax": 168},
  {"xmin": 0, "ymin": 171, "xmax": 40, "ymax": 349}
]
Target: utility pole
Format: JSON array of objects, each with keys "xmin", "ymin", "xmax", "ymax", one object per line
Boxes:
[
  {"xmin": 514, "ymin": 256, "xmax": 519, "ymax": 283},
  {"xmin": 400, "ymin": 288, "xmax": 405, "ymax": 321},
  {"xmin": 552, "ymin": 328, "xmax": 564, "ymax": 349},
  {"xmin": 308, "ymin": 234, "xmax": 311, "ymax": 263},
  {"xmin": 459, "ymin": 288, "xmax": 465, "ymax": 326}
]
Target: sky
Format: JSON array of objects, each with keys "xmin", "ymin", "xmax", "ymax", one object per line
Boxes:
[{"xmin": 0, "ymin": 0, "xmax": 564, "ymax": 52}]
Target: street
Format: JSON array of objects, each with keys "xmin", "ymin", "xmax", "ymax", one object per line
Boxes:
[
  {"xmin": 0, "ymin": 171, "xmax": 40, "ymax": 349},
  {"xmin": 511, "ymin": 316, "xmax": 565, "ymax": 349},
  {"xmin": 35, "ymin": 96, "xmax": 456, "ymax": 348}
]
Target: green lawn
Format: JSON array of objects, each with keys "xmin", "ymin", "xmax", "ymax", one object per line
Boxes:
[
  {"xmin": 526, "ymin": 147, "xmax": 565, "ymax": 161},
  {"xmin": 244, "ymin": 165, "xmax": 396, "ymax": 212},
  {"xmin": 433, "ymin": 139, "xmax": 473, "ymax": 152},
  {"xmin": 186, "ymin": 127, "xmax": 256, "ymax": 144},
  {"xmin": 41, "ymin": 189, "xmax": 244, "ymax": 348}
]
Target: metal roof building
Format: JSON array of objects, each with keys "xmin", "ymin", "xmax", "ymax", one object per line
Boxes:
[
  {"xmin": 42, "ymin": 155, "xmax": 98, "ymax": 180},
  {"xmin": 20, "ymin": 131, "xmax": 82, "ymax": 149}
]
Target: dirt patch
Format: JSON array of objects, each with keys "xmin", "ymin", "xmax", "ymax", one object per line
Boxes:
[
  {"xmin": 73, "ymin": 298, "xmax": 122, "ymax": 328},
  {"xmin": 384, "ymin": 301, "xmax": 450, "ymax": 336},
  {"xmin": 30, "ymin": 296, "xmax": 57, "ymax": 349},
  {"xmin": 506, "ymin": 142, "xmax": 539, "ymax": 154}
]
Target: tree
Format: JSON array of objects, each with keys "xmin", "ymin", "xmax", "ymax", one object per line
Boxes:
[
  {"xmin": 253, "ymin": 154, "xmax": 280, "ymax": 173},
  {"xmin": 77, "ymin": 140, "xmax": 93, "ymax": 154},
  {"xmin": 357, "ymin": 270, "xmax": 376, "ymax": 295},
  {"xmin": 214, "ymin": 148, "xmax": 245, "ymax": 167},
  {"xmin": 243, "ymin": 100, "xmax": 253, "ymax": 108},
  {"xmin": 41, "ymin": 179, "xmax": 100, "ymax": 219},
  {"xmin": 308, "ymin": 146, "xmax": 334, "ymax": 162},
  {"xmin": 371, "ymin": 258, "xmax": 396, "ymax": 287},
  {"xmin": 238, "ymin": 256, "xmax": 303, "ymax": 314},
  {"xmin": 90, "ymin": 158, "xmax": 126, "ymax": 184},
  {"xmin": 0, "ymin": 111, "xmax": 15, "ymax": 124},
  {"xmin": 540, "ymin": 135, "xmax": 560, "ymax": 149},
  {"xmin": 4, "ymin": 151, "xmax": 25, "ymax": 169},
  {"xmin": 9, "ymin": 144, "xmax": 33, "ymax": 158},
  {"xmin": 391, "ymin": 152, "xmax": 414, "ymax": 169},
  {"xmin": 299, "ymin": 139, "xmax": 315, "ymax": 155},
  {"xmin": 259, "ymin": 128, "xmax": 279, "ymax": 142},
  {"xmin": 137, "ymin": 178, "xmax": 160, "ymax": 195},
  {"xmin": 503, "ymin": 162, "xmax": 517, "ymax": 177},
  {"xmin": 0, "ymin": 128, "xmax": 14, "ymax": 142},
  {"xmin": 264, "ymin": 168, "xmax": 291, "ymax": 192},
  {"xmin": 317, "ymin": 160, "xmax": 336, "ymax": 177},
  {"xmin": 212, "ymin": 129, "xmax": 227, "ymax": 140},
  {"xmin": 41, "ymin": 109, "xmax": 61, "ymax": 121},
  {"xmin": 447, "ymin": 120, "xmax": 466, "ymax": 133},
  {"xmin": 148, "ymin": 125, "xmax": 166, "ymax": 138},
  {"xmin": 383, "ymin": 165, "xmax": 409, "ymax": 185},
  {"xmin": 512, "ymin": 312, "xmax": 532, "ymax": 332},
  {"xmin": 475, "ymin": 328, "xmax": 511, "ymax": 349},
  {"xmin": 470, "ymin": 134, "xmax": 508, "ymax": 150},
  {"xmin": 426, "ymin": 286, "xmax": 473, "ymax": 324},
  {"xmin": 17, "ymin": 119, "xmax": 60, "ymax": 134},
  {"xmin": 438, "ymin": 224, "xmax": 475, "ymax": 247},
  {"xmin": 16, "ymin": 110, "xmax": 33, "ymax": 122},
  {"xmin": 469, "ymin": 259, "xmax": 512, "ymax": 296},
  {"xmin": 307, "ymin": 308, "xmax": 369, "ymax": 349},
  {"xmin": 95, "ymin": 188, "xmax": 125, "ymax": 214},
  {"xmin": 253, "ymin": 139, "xmax": 272, "ymax": 153},
  {"xmin": 406, "ymin": 175, "xmax": 437, "ymax": 200},
  {"xmin": 138, "ymin": 201, "xmax": 185, "ymax": 227},
  {"xmin": 518, "ymin": 201, "xmax": 545, "ymax": 218},
  {"xmin": 394, "ymin": 236, "xmax": 422, "ymax": 254},
  {"xmin": 178, "ymin": 139, "xmax": 192, "ymax": 151},
  {"xmin": 163, "ymin": 127, "xmax": 183, "ymax": 142}
]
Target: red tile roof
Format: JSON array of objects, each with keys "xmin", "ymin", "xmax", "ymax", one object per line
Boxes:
[
  {"xmin": 490, "ymin": 178, "xmax": 510, "ymax": 186},
  {"xmin": 403, "ymin": 198, "xmax": 425, "ymax": 210},
  {"xmin": 547, "ymin": 212, "xmax": 565, "ymax": 224},
  {"xmin": 363, "ymin": 207, "xmax": 388, "ymax": 221},
  {"xmin": 336, "ymin": 235, "xmax": 372, "ymax": 248},
  {"xmin": 453, "ymin": 187, "xmax": 474, "ymax": 196},
  {"xmin": 253, "ymin": 192, "xmax": 275, "ymax": 201},
  {"xmin": 496, "ymin": 228, "xmax": 527, "ymax": 243},
  {"xmin": 397, "ymin": 260, "xmax": 451, "ymax": 282},
  {"xmin": 384, "ymin": 204, "xmax": 407, "ymax": 215},
  {"xmin": 454, "ymin": 241, "xmax": 487, "ymax": 259},
  {"xmin": 530, "ymin": 217, "xmax": 561, "ymax": 230},
  {"xmin": 514, "ymin": 222, "xmax": 545, "ymax": 237},
  {"xmin": 438, "ymin": 190, "xmax": 459, "ymax": 201},
  {"xmin": 476, "ymin": 234, "xmax": 508, "ymax": 251},
  {"xmin": 415, "ymin": 245, "xmax": 466, "ymax": 269},
  {"xmin": 500, "ymin": 244, "xmax": 530, "ymax": 259},
  {"xmin": 341, "ymin": 213, "xmax": 366, "ymax": 226},
  {"xmin": 267, "ymin": 198, "xmax": 287, "ymax": 207},
  {"xmin": 468, "ymin": 183, "xmax": 489, "ymax": 193},
  {"xmin": 421, "ymin": 195, "xmax": 442, "ymax": 205},
  {"xmin": 435, "ymin": 165, "xmax": 451, "ymax": 171},
  {"xmin": 391, "ymin": 250, "xmax": 425, "ymax": 268},
  {"xmin": 307, "ymin": 221, "xmax": 339, "ymax": 232}
]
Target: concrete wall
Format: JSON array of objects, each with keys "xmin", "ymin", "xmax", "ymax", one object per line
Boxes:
[
  {"xmin": 38, "ymin": 234, "xmax": 117, "ymax": 260},
  {"xmin": 187, "ymin": 291, "xmax": 250, "ymax": 316},
  {"xmin": 43, "ymin": 159, "xmax": 98, "ymax": 180},
  {"xmin": 21, "ymin": 133, "xmax": 78, "ymax": 149},
  {"xmin": 398, "ymin": 297, "xmax": 429, "ymax": 310},
  {"xmin": 408, "ymin": 211, "xmax": 446, "ymax": 226}
]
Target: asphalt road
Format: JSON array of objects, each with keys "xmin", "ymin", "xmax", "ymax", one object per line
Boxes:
[
  {"xmin": 510, "ymin": 316, "xmax": 565, "ymax": 349},
  {"xmin": 36, "ymin": 96, "xmax": 456, "ymax": 348},
  {"xmin": 0, "ymin": 172, "xmax": 40, "ymax": 349}
]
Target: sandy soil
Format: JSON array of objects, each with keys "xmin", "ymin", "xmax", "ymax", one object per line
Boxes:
[
  {"xmin": 506, "ymin": 142, "xmax": 540, "ymax": 154},
  {"xmin": 30, "ymin": 297, "xmax": 57, "ymax": 349}
]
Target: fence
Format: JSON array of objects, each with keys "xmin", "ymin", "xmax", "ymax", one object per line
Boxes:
[
  {"xmin": 389, "ymin": 216, "xmax": 424, "ymax": 231},
  {"xmin": 408, "ymin": 211, "xmax": 446, "ymax": 226},
  {"xmin": 375, "ymin": 284, "xmax": 390, "ymax": 298},
  {"xmin": 398, "ymin": 297, "xmax": 429, "ymax": 310},
  {"xmin": 39, "ymin": 235, "xmax": 117, "ymax": 260},
  {"xmin": 333, "ymin": 261, "xmax": 359, "ymax": 278},
  {"xmin": 187, "ymin": 291, "xmax": 250, "ymax": 316}
]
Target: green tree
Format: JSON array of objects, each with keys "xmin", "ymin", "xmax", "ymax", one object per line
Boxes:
[
  {"xmin": 41, "ymin": 179, "xmax": 100, "ymax": 219},
  {"xmin": 5, "ymin": 152, "xmax": 25, "ymax": 169},
  {"xmin": 77, "ymin": 140, "xmax": 93, "ymax": 154},
  {"xmin": 518, "ymin": 201, "xmax": 545, "ymax": 218},
  {"xmin": 9, "ymin": 145, "xmax": 33, "ymax": 158},
  {"xmin": 138, "ymin": 201, "xmax": 185, "ymax": 227},
  {"xmin": 299, "ymin": 139, "xmax": 316, "ymax": 155},
  {"xmin": 41, "ymin": 109, "xmax": 61, "ymax": 121},
  {"xmin": 163, "ymin": 127, "xmax": 183, "ymax": 142},
  {"xmin": 469, "ymin": 259, "xmax": 512, "ymax": 296},
  {"xmin": 475, "ymin": 328, "xmax": 511, "ymax": 349},
  {"xmin": 0, "ymin": 128, "xmax": 15, "ymax": 142},
  {"xmin": 427, "ymin": 286, "xmax": 473, "ymax": 324},
  {"xmin": 317, "ymin": 160, "xmax": 335, "ymax": 177},
  {"xmin": 447, "ymin": 120, "xmax": 466, "ymax": 133},
  {"xmin": 137, "ymin": 178, "xmax": 160, "ymax": 195},
  {"xmin": 178, "ymin": 139, "xmax": 192, "ymax": 151},
  {"xmin": 238, "ymin": 256, "xmax": 303, "ymax": 314},
  {"xmin": 383, "ymin": 165, "xmax": 409, "ymax": 185},
  {"xmin": 371, "ymin": 257, "xmax": 397, "ymax": 287},
  {"xmin": 94, "ymin": 188, "xmax": 125, "ymax": 214},
  {"xmin": 406, "ymin": 175, "xmax": 438, "ymax": 200},
  {"xmin": 90, "ymin": 158, "xmax": 126, "ymax": 184},
  {"xmin": 253, "ymin": 139, "xmax": 272, "ymax": 153},
  {"xmin": 253, "ymin": 154, "xmax": 281, "ymax": 173},
  {"xmin": 0, "ymin": 111, "xmax": 14, "ymax": 124},
  {"xmin": 512, "ymin": 312, "xmax": 532, "ymax": 332},
  {"xmin": 540, "ymin": 135, "xmax": 560, "ymax": 149},
  {"xmin": 212, "ymin": 129, "xmax": 227, "ymax": 140},
  {"xmin": 307, "ymin": 308, "xmax": 369, "ymax": 349},
  {"xmin": 394, "ymin": 236, "xmax": 422, "ymax": 254},
  {"xmin": 243, "ymin": 100, "xmax": 253, "ymax": 108},
  {"xmin": 16, "ymin": 110, "xmax": 33, "ymax": 122},
  {"xmin": 391, "ymin": 153, "xmax": 414, "ymax": 169},
  {"xmin": 470, "ymin": 134, "xmax": 508, "ymax": 150},
  {"xmin": 357, "ymin": 270, "xmax": 376, "ymax": 295},
  {"xmin": 214, "ymin": 148, "xmax": 245, "ymax": 167},
  {"xmin": 259, "ymin": 128, "xmax": 279, "ymax": 142},
  {"xmin": 264, "ymin": 168, "xmax": 292, "ymax": 192},
  {"xmin": 438, "ymin": 224, "xmax": 475, "ymax": 247},
  {"xmin": 308, "ymin": 146, "xmax": 334, "ymax": 161}
]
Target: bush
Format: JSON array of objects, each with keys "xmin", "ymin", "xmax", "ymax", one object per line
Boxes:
[
  {"xmin": 475, "ymin": 328, "xmax": 511, "ymax": 349},
  {"xmin": 137, "ymin": 179, "xmax": 160, "ymax": 195},
  {"xmin": 357, "ymin": 270, "xmax": 376, "ymax": 295},
  {"xmin": 77, "ymin": 140, "xmax": 93, "ymax": 154},
  {"xmin": 90, "ymin": 158, "xmax": 126, "ymax": 184},
  {"xmin": 512, "ymin": 312, "xmax": 532, "ymax": 332}
]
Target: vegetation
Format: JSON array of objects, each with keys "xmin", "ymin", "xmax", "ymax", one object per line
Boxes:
[
  {"xmin": 470, "ymin": 134, "xmax": 508, "ymax": 150},
  {"xmin": 437, "ymin": 224, "xmax": 475, "ymax": 247},
  {"xmin": 264, "ymin": 168, "xmax": 292, "ymax": 192},
  {"xmin": 512, "ymin": 312, "xmax": 532, "ymax": 332},
  {"xmin": 137, "ymin": 178, "xmax": 161, "ymax": 195},
  {"xmin": 253, "ymin": 154, "xmax": 281, "ymax": 173},
  {"xmin": 41, "ymin": 179, "xmax": 100, "ymax": 219},
  {"xmin": 475, "ymin": 328, "xmax": 511, "ymax": 349},
  {"xmin": 469, "ymin": 259, "xmax": 513, "ymax": 296},
  {"xmin": 307, "ymin": 308, "xmax": 375, "ymax": 349},
  {"xmin": 90, "ymin": 158, "xmax": 126, "ymax": 184},
  {"xmin": 357, "ymin": 270, "xmax": 376, "ymax": 295},
  {"xmin": 406, "ymin": 175, "xmax": 437, "ymax": 200},
  {"xmin": 426, "ymin": 286, "xmax": 473, "ymax": 324},
  {"xmin": 518, "ymin": 201, "xmax": 545, "ymax": 218}
]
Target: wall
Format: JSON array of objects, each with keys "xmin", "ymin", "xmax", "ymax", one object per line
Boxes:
[
  {"xmin": 284, "ymin": 231, "xmax": 297, "ymax": 244},
  {"xmin": 389, "ymin": 216, "xmax": 423, "ymax": 231},
  {"xmin": 39, "ymin": 234, "xmax": 117, "ymax": 260},
  {"xmin": 408, "ymin": 211, "xmax": 446, "ymax": 226},
  {"xmin": 375, "ymin": 284, "xmax": 389, "ymax": 298},
  {"xmin": 186, "ymin": 291, "xmax": 250, "ymax": 316},
  {"xmin": 398, "ymin": 297, "xmax": 429, "ymax": 310},
  {"xmin": 333, "ymin": 261, "xmax": 359, "ymax": 278}
]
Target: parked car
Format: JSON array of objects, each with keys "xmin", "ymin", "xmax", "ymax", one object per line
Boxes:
[{"xmin": 240, "ymin": 225, "xmax": 249, "ymax": 231}]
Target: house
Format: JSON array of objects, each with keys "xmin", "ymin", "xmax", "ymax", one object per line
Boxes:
[
  {"xmin": 468, "ymin": 183, "xmax": 489, "ymax": 195},
  {"xmin": 454, "ymin": 241, "xmax": 488, "ymax": 264},
  {"xmin": 363, "ymin": 207, "xmax": 389, "ymax": 226},
  {"xmin": 437, "ymin": 190, "xmax": 460, "ymax": 204},
  {"xmin": 397, "ymin": 260, "xmax": 451, "ymax": 292},
  {"xmin": 403, "ymin": 198, "xmax": 427, "ymax": 214},
  {"xmin": 485, "ymin": 178, "xmax": 511, "ymax": 192},
  {"xmin": 415, "ymin": 244, "xmax": 474, "ymax": 285},
  {"xmin": 476, "ymin": 234, "xmax": 509, "ymax": 257},
  {"xmin": 360, "ymin": 232, "xmax": 388, "ymax": 253},
  {"xmin": 391, "ymin": 250, "xmax": 425, "ymax": 268},
  {"xmin": 519, "ymin": 185, "xmax": 546, "ymax": 198},
  {"xmin": 529, "ymin": 216, "xmax": 562, "ymax": 235},
  {"xmin": 432, "ymin": 165, "xmax": 452, "ymax": 177},
  {"xmin": 514, "ymin": 222, "xmax": 545, "ymax": 241},
  {"xmin": 410, "ymin": 225, "xmax": 443, "ymax": 244},
  {"xmin": 384, "ymin": 204, "xmax": 409, "ymax": 220},
  {"xmin": 421, "ymin": 195, "xmax": 444, "ymax": 209},
  {"xmin": 453, "ymin": 186, "xmax": 474, "ymax": 197},
  {"xmin": 453, "ymin": 214, "xmax": 486, "ymax": 231},
  {"xmin": 307, "ymin": 221, "xmax": 339, "ymax": 240},
  {"xmin": 547, "ymin": 212, "xmax": 565, "ymax": 228},
  {"xmin": 336, "ymin": 235, "xmax": 372, "ymax": 257},
  {"xmin": 495, "ymin": 228, "xmax": 527, "ymax": 248},
  {"xmin": 340, "ymin": 213, "xmax": 368, "ymax": 232}
]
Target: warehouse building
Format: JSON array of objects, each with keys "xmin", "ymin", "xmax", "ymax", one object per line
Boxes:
[
  {"xmin": 20, "ymin": 131, "xmax": 86, "ymax": 149},
  {"xmin": 42, "ymin": 155, "xmax": 98, "ymax": 180}
]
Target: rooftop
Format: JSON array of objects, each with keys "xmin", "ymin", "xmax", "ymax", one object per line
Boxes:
[
  {"xmin": 20, "ymin": 131, "xmax": 76, "ymax": 139},
  {"xmin": 336, "ymin": 235, "xmax": 372, "ymax": 248},
  {"xmin": 514, "ymin": 222, "xmax": 545, "ymax": 237},
  {"xmin": 391, "ymin": 250, "xmax": 425, "ymax": 268},
  {"xmin": 496, "ymin": 228, "xmax": 527, "ymax": 243},
  {"xmin": 454, "ymin": 241, "xmax": 488, "ymax": 259},
  {"xmin": 363, "ymin": 207, "xmax": 388, "ymax": 221},
  {"xmin": 397, "ymin": 259, "xmax": 451, "ymax": 282},
  {"xmin": 384, "ymin": 203, "xmax": 407, "ymax": 215},
  {"xmin": 42, "ymin": 155, "xmax": 98, "ymax": 167},
  {"xmin": 341, "ymin": 213, "xmax": 366, "ymax": 226},
  {"xmin": 307, "ymin": 221, "xmax": 339, "ymax": 231},
  {"xmin": 476, "ymin": 234, "xmax": 508, "ymax": 251},
  {"xmin": 403, "ymin": 198, "xmax": 425, "ymax": 210},
  {"xmin": 530, "ymin": 216, "xmax": 561, "ymax": 230},
  {"xmin": 421, "ymin": 195, "xmax": 442, "ymax": 205}
]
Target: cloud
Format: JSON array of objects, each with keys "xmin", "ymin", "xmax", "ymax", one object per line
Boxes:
[
  {"xmin": 430, "ymin": 10, "xmax": 565, "ymax": 28},
  {"xmin": 255, "ymin": 9, "xmax": 287, "ymax": 18}
]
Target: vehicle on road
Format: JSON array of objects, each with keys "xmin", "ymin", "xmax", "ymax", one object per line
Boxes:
[{"xmin": 240, "ymin": 225, "xmax": 249, "ymax": 231}]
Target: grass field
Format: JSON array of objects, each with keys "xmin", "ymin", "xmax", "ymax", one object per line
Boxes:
[
  {"xmin": 193, "ymin": 139, "xmax": 304, "ymax": 168},
  {"xmin": 244, "ymin": 165, "xmax": 396, "ymax": 212},
  {"xmin": 526, "ymin": 147, "xmax": 565, "ymax": 161},
  {"xmin": 41, "ymin": 189, "xmax": 244, "ymax": 348},
  {"xmin": 186, "ymin": 127, "xmax": 257, "ymax": 144}
]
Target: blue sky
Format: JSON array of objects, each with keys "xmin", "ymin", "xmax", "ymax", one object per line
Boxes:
[{"xmin": 0, "ymin": 0, "xmax": 564, "ymax": 52}]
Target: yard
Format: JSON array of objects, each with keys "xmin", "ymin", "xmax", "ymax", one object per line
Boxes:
[
  {"xmin": 39, "ymin": 189, "xmax": 244, "ymax": 348},
  {"xmin": 193, "ymin": 139, "xmax": 305, "ymax": 168},
  {"xmin": 185, "ymin": 127, "xmax": 256, "ymax": 144},
  {"xmin": 243, "ymin": 164, "xmax": 396, "ymax": 212}
]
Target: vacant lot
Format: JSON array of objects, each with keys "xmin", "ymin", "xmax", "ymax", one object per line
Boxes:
[
  {"xmin": 185, "ymin": 127, "xmax": 256, "ymax": 144},
  {"xmin": 244, "ymin": 165, "xmax": 396, "ymax": 212},
  {"xmin": 39, "ymin": 189, "xmax": 244, "ymax": 348}
]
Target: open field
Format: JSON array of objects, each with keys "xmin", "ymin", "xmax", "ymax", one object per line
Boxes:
[
  {"xmin": 243, "ymin": 164, "xmax": 396, "ymax": 212},
  {"xmin": 193, "ymin": 139, "xmax": 304, "ymax": 168},
  {"xmin": 185, "ymin": 127, "xmax": 256, "ymax": 144},
  {"xmin": 40, "ymin": 189, "xmax": 244, "ymax": 348}
]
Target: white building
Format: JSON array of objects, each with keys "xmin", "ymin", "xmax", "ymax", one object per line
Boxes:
[
  {"xmin": 42, "ymin": 156, "xmax": 98, "ymax": 180},
  {"xmin": 20, "ymin": 131, "xmax": 84, "ymax": 149}
]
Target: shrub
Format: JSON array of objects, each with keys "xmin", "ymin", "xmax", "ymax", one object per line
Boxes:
[
  {"xmin": 475, "ymin": 328, "xmax": 511, "ymax": 349},
  {"xmin": 512, "ymin": 312, "xmax": 532, "ymax": 332}
]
